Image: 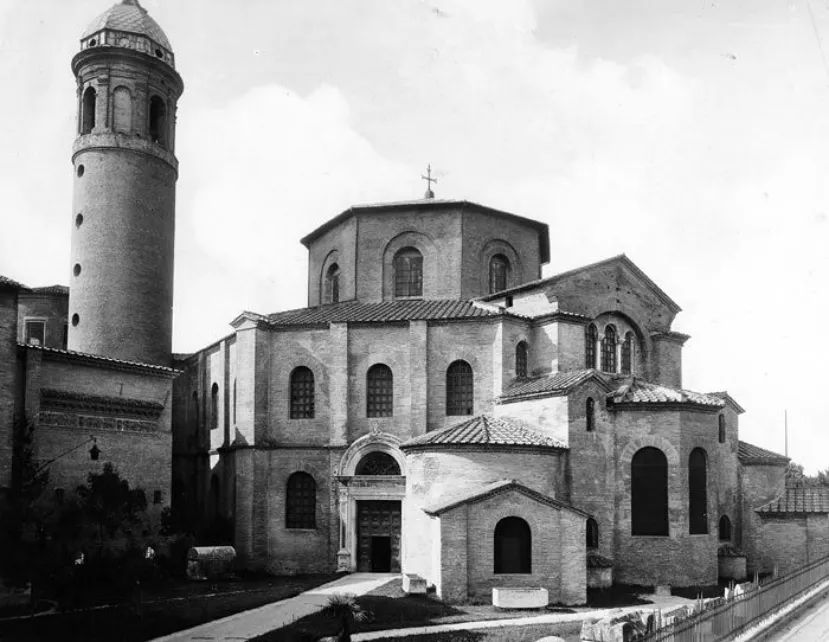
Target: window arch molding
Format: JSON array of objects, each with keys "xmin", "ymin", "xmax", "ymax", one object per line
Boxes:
[
  {"xmin": 285, "ymin": 471, "xmax": 317, "ymax": 529},
  {"xmin": 366, "ymin": 363, "xmax": 394, "ymax": 417},
  {"xmin": 319, "ymin": 249, "xmax": 341, "ymax": 305},
  {"xmin": 592, "ymin": 311, "xmax": 650, "ymax": 375},
  {"xmin": 515, "ymin": 340, "xmax": 529, "ymax": 379},
  {"xmin": 493, "ymin": 516, "xmax": 532, "ymax": 574},
  {"xmin": 479, "ymin": 239, "xmax": 522, "ymax": 296},
  {"xmin": 382, "ymin": 231, "xmax": 437, "ymax": 301},
  {"xmin": 337, "ymin": 431, "xmax": 406, "ymax": 476},
  {"xmin": 718, "ymin": 515, "xmax": 732, "ymax": 541},
  {"xmin": 288, "ymin": 365, "xmax": 317, "ymax": 419},
  {"xmin": 112, "ymin": 85, "xmax": 133, "ymax": 133},
  {"xmin": 586, "ymin": 517, "xmax": 599, "ymax": 549},
  {"xmin": 631, "ymin": 446, "xmax": 669, "ymax": 536},
  {"xmin": 689, "ymin": 447, "xmax": 709, "ymax": 535},
  {"xmin": 446, "ymin": 359, "xmax": 474, "ymax": 416},
  {"xmin": 81, "ymin": 85, "xmax": 97, "ymax": 134}
]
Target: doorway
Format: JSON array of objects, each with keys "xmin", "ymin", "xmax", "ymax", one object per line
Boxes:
[{"xmin": 357, "ymin": 500, "xmax": 401, "ymax": 572}]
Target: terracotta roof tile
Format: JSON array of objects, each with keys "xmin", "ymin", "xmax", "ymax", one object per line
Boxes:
[
  {"xmin": 609, "ymin": 378, "xmax": 725, "ymax": 409},
  {"xmin": 757, "ymin": 487, "xmax": 829, "ymax": 514},
  {"xmin": 0, "ymin": 276, "xmax": 26, "ymax": 291},
  {"xmin": 27, "ymin": 285, "xmax": 69, "ymax": 296},
  {"xmin": 500, "ymin": 369, "xmax": 606, "ymax": 402},
  {"xmin": 422, "ymin": 479, "xmax": 588, "ymax": 517},
  {"xmin": 738, "ymin": 441, "xmax": 789, "ymax": 465},
  {"xmin": 267, "ymin": 299, "xmax": 500, "ymax": 326},
  {"xmin": 401, "ymin": 415, "xmax": 567, "ymax": 450}
]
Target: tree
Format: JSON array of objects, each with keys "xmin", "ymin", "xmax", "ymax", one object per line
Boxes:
[{"xmin": 325, "ymin": 593, "xmax": 371, "ymax": 642}]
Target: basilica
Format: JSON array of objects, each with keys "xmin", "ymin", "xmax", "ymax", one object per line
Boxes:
[{"xmin": 0, "ymin": 0, "xmax": 809, "ymax": 606}]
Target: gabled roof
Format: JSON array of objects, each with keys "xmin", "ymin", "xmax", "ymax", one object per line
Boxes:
[
  {"xmin": 266, "ymin": 299, "xmax": 502, "ymax": 327},
  {"xmin": 422, "ymin": 479, "xmax": 589, "ymax": 517},
  {"xmin": 738, "ymin": 441, "xmax": 789, "ymax": 466},
  {"xmin": 402, "ymin": 415, "xmax": 567, "ymax": 450},
  {"xmin": 607, "ymin": 378, "xmax": 725, "ymax": 410},
  {"xmin": 299, "ymin": 198, "xmax": 550, "ymax": 263},
  {"xmin": 0, "ymin": 276, "xmax": 26, "ymax": 291},
  {"xmin": 26, "ymin": 285, "xmax": 69, "ymax": 296},
  {"xmin": 756, "ymin": 487, "xmax": 829, "ymax": 515},
  {"xmin": 480, "ymin": 254, "xmax": 681, "ymax": 314},
  {"xmin": 708, "ymin": 391, "xmax": 746, "ymax": 414},
  {"xmin": 499, "ymin": 369, "xmax": 611, "ymax": 403}
]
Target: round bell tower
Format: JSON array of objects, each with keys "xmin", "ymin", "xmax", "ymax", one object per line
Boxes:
[{"xmin": 68, "ymin": 0, "xmax": 184, "ymax": 366}]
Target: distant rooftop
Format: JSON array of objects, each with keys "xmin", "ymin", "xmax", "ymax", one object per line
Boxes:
[
  {"xmin": 757, "ymin": 487, "xmax": 829, "ymax": 514},
  {"xmin": 738, "ymin": 440, "xmax": 789, "ymax": 465},
  {"xmin": 401, "ymin": 414, "xmax": 567, "ymax": 450}
]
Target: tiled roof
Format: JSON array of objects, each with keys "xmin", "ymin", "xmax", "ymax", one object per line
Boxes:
[
  {"xmin": 738, "ymin": 441, "xmax": 789, "ymax": 465},
  {"xmin": 757, "ymin": 487, "xmax": 829, "ymax": 515},
  {"xmin": 709, "ymin": 391, "xmax": 746, "ymax": 414},
  {"xmin": 500, "ymin": 370, "xmax": 607, "ymax": 402},
  {"xmin": 608, "ymin": 379, "xmax": 725, "ymax": 409},
  {"xmin": 0, "ymin": 276, "xmax": 26, "ymax": 291},
  {"xmin": 422, "ymin": 479, "xmax": 588, "ymax": 517},
  {"xmin": 82, "ymin": 0, "xmax": 172, "ymax": 50},
  {"xmin": 27, "ymin": 285, "xmax": 69, "ymax": 296},
  {"xmin": 267, "ymin": 299, "xmax": 501, "ymax": 326},
  {"xmin": 21, "ymin": 343, "xmax": 179, "ymax": 377},
  {"xmin": 401, "ymin": 415, "xmax": 567, "ymax": 450}
]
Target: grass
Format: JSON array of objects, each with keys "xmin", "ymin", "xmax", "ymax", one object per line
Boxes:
[
  {"xmin": 0, "ymin": 573, "xmax": 338, "ymax": 642},
  {"xmin": 258, "ymin": 579, "xmax": 627, "ymax": 642},
  {"xmin": 368, "ymin": 622, "xmax": 582, "ymax": 641}
]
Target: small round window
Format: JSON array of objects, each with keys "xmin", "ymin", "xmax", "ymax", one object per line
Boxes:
[
  {"xmin": 155, "ymin": 49, "xmax": 163, "ymax": 58},
  {"xmin": 77, "ymin": 165, "xmax": 85, "ymax": 178},
  {"xmin": 75, "ymin": 214, "xmax": 83, "ymax": 228},
  {"xmin": 71, "ymin": 314, "xmax": 80, "ymax": 327},
  {"xmin": 88, "ymin": 38, "xmax": 97, "ymax": 47},
  {"xmin": 73, "ymin": 264, "xmax": 81, "ymax": 277}
]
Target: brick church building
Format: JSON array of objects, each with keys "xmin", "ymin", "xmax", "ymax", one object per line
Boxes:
[{"xmin": 0, "ymin": 0, "xmax": 810, "ymax": 605}]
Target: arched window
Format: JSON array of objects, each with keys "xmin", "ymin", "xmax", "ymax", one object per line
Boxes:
[
  {"xmin": 631, "ymin": 447, "xmax": 669, "ymax": 536},
  {"xmin": 689, "ymin": 448, "xmax": 708, "ymax": 534},
  {"xmin": 81, "ymin": 86, "xmax": 96, "ymax": 134},
  {"xmin": 585, "ymin": 324, "xmax": 598, "ymax": 369},
  {"xmin": 718, "ymin": 415, "xmax": 726, "ymax": 444},
  {"xmin": 290, "ymin": 367, "xmax": 315, "ymax": 419},
  {"xmin": 489, "ymin": 254, "xmax": 510, "ymax": 293},
  {"xmin": 601, "ymin": 325, "xmax": 617, "ymax": 373},
  {"xmin": 211, "ymin": 383, "xmax": 219, "ymax": 430},
  {"xmin": 494, "ymin": 517, "xmax": 531, "ymax": 574},
  {"xmin": 286, "ymin": 472, "xmax": 316, "ymax": 529},
  {"xmin": 621, "ymin": 332, "xmax": 634, "ymax": 375},
  {"xmin": 586, "ymin": 397, "xmax": 595, "ymax": 432},
  {"xmin": 515, "ymin": 341, "xmax": 528, "ymax": 379},
  {"xmin": 394, "ymin": 247, "xmax": 423, "ymax": 297},
  {"xmin": 325, "ymin": 263, "xmax": 340, "ymax": 304},
  {"xmin": 719, "ymin": 515, "xmax": 732, "ymax": 541},
  {"xmin": 446, "ymin": 360, "xmax": 473, "ymax": 416},
  {"xmin": 586, "ymin": 517, "xmax": 599, "ymax": 549},
  {"xmin": 113, "ymin": 86, "xmax": 133, "ymax": 133},
  {"xmin": 367, "ymin": 364, "xmax": 393, "ymax": 417},
  {"xmin": 355, "ymin": 452, "xmax": 400, "ymax": 475},
  {"xmin": 149, "ymin": 95, "xmax": 167, "ymax": 148}
]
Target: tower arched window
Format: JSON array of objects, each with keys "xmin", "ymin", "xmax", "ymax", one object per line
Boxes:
[
  {"xmin": 81, "ymin": 86, "xmax": 97, "ymax": 134},
  {"xmin": 621, "ymin": 332, "xmax": 634, "ymax": 375},
  {"xmin": 489, "ymin": 254, "xmax": 510, "ymax": 293},
  {"xmin": 113, "ymin": 86, "xmax": 133, "ymax": 133},
  {"xmin": 586, "ymin": 397, "xmax": 595, "ymax": 432},
  {"xmin": 719, "ymin": 515, "xmax": 732, "ymax": 541},
  {"xmin": 585, "ymin": 324, "xmax": 598, "ymax": 369},
  {"xmin": 325, "ymin": 263, "xmax": 340, "ymax": 304},
  {"xmin": 631, "ymin": 447, "xmax": 669, "ymax": 536},
  {"xmin": 494, "ymin": 517, "xmax": 531, "ymax": 574},
  {"xmin": 367, "ymin": 364, "xmax": 393, "ymax": 417},
  {"xmin": 211, "ymin": 383, "xmax": 219, "ymax": 430},
  {"xmin": 446, "ymin": 360, "xmax": 473, "ymax": 416},
  {"xmin": 149, "ymin": 95, "xmax": 167, "ymax": 148},
  {"xmin": 355, "ymin": 452, "xmax": 400, "ymax": 475},
  {"xmin": 601, "ymin": 325, "xmax": 617, "ymax": 373},
  {"xmin": 689, "ymin": 448, "xmax": 708, "ymax": 534},
  {"xmin": 290, "ymin": 367, "xmax": 315, "ymax": 419},
  {"xmin": 394, "ymin": 247, "xmax": 423, "ymax": 297},
  {"xmin": 718, "ymin": 415, "xmax": 726, "ymax": 444},
  {"xmin": 586, "ymin": 517, "xmax": 599, "ymax": 549},
  {"xmin": 515, "ymin": 341, "xmax": 528, "ymax": 379},
  {"xmin": 286, "ymin": 472, "xmax": 316, "ymax": 529}
]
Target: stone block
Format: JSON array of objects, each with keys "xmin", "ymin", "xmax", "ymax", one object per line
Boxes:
[
  {"xmin": 402, "ymin": 573, "xmax": 428, "ymax": 594},
  {"xmin": 492, "ymin": 587, "xmax": 548, "ymax": 609}
]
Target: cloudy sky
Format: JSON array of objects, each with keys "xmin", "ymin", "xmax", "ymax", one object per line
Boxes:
[{"xmin": 1, "ymin": 0, "xmax": 828, "ymax": 470}]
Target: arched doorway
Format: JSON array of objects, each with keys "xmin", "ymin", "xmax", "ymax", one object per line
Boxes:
[{"xmin": 354, "ymin": 450, "xmax": 402, "ymax": 572}]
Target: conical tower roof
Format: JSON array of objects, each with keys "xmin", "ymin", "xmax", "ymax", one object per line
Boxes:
[{"xmin": 82, "ymin": 0, "xmax": 172, "ymax": 51}]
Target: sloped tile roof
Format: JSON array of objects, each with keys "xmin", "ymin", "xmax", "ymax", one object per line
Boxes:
[
  {"xmin": 422, "ymin": 479, "xmax": 588, "ymax": 517},
  {"xmin": 608, "ymin": 379, "xmax": 725, "ymax": 409},
  {"xmin": 21, "ymin": 343, "xmax": 179, "ymax": 377},
  {"xmin": 757, "ymin": 487, "xmax": 829, "ymax": 514},
  {"xmin": 83, "ymin": 0, "xmax": 172, "ymax": 50},
  {"xmin": 401, "ymin": 415, "xmax": 567, "ymax": 450},
  {"xmin": 267, "ymin": 299, "xmax": 500, "ymax": 326},
  {"xmin": 27, "ymin": 285, "xmax": 69, "ymax": 296},
  {"xmin": 500, "ymin": 369, "xmax": 607, "ymax": 402},
  {"xmin": 0, "ymin": 276, "xmax": 26, "ymax": 291},
  {"xmin": 738, "ymin": 441, "xmax": 789, "ymax": 465}
]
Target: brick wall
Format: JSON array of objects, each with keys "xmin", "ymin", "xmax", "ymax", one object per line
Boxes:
[
  {"xmin": 306, "ymin": 216, "xmax": 357, "ymax": 307},
  {"xmin": 740, "ymin": 463, "xmax": 787, "ymax": 573},
  {"xmin": 0, "ymin": 290, "xmax": 20, "ymax": 488},
  {"xmin": 17, "ymin": 292, "xmax": 68, "ymax": 349}
]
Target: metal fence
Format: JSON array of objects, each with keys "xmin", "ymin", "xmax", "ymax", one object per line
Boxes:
[{"xmin": 636, "ymin": 554, "xmax": 829, "ymax": 642}]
